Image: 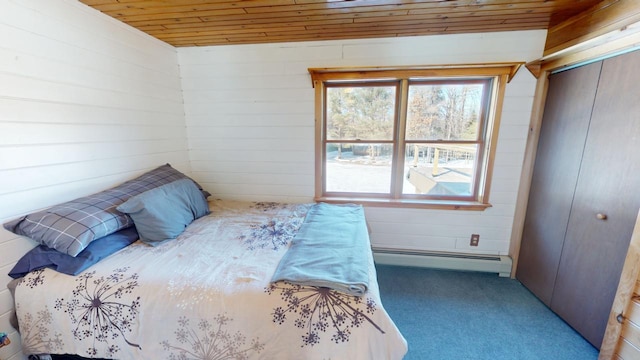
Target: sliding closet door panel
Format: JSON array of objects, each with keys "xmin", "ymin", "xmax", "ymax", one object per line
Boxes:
[
  {"xmin": 551, "ymin": 49, "xmax": 640, "ymax": 349},
  {"xmin": 516, "ymin": 62, "xmax": 602, "ymax": 306}
]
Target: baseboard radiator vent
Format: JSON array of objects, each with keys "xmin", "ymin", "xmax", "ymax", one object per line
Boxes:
[{"xmin": 373, "ymin": 248, "xmax": 513, "ymax": 277}]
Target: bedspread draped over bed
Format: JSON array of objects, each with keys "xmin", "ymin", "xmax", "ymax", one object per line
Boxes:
[{"xmin": 13, "ymin": 200, "xmax": 408, "ymax": 360}]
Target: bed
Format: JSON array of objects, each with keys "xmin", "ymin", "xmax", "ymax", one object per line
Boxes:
[{"xmin": 5, "ymin": 165, "xmax": 408, "ymax": 359}]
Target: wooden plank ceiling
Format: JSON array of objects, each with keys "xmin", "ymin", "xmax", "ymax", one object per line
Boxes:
[{"xmin": 80, "ymin": 0, "xmax": 604, "ymax": 47}]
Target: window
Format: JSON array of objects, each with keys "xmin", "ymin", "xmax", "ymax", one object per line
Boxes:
[{"xmin": 309, "ymin": 64, "xmax": 521, "ymax": 209}]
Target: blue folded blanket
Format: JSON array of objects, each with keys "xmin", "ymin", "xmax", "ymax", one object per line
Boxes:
[{"xmin": 271, "ymin": 202, "xmax": 370, "ymax": 296}]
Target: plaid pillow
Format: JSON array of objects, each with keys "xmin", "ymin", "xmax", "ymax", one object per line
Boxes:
[{"xmin": 4, "ymin": 164, "xmax": 208, "ymax": 257}]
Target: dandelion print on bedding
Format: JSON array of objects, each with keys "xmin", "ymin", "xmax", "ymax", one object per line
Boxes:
[
  {"xmin": 54, "ymin": 267, "xmax": 141, "ymax": 357},
  {"xmin": 161, "ymin": 314, "xmax": 264, "ymax": 360},
  {"xmin": 266, "ymin": 282, "xmax": 384, "ymax": 347}
]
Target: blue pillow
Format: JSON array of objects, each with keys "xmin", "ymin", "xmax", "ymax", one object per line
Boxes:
[
  {"xmin": 8, "ymin": 227, "xmax": 139, "ymax": 278},
  {"xmin": 116, "ymin": 179, "xmax": 210, "ymax": 245}
]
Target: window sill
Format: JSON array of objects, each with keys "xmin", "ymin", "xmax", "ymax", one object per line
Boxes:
[{"xmin": 314, "ymin": 196, "xmax": 492, "ymax": 211}]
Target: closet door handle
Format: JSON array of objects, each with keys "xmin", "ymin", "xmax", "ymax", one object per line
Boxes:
[{"xmin": 596, "ymin": 213, "xmax": 608, "ymax": 220}]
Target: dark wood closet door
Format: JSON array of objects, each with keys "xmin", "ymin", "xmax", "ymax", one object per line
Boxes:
[
  {"xmin": 516, "ymin": 62, "xmax": 602, "ymax": 305},
  {"xmin": 551, "ymin": 49, "xmax": 640, "ymax": 348}
]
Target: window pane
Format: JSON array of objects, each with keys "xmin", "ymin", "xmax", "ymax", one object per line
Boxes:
[
  {"xmin": 326, "ymin": 86, "xmax": 396, "ymax": 141},
  {"xmin": 325, "ymin": 143, "xmax": 393, "ymax": 193},
  {"xmin": 402, "ymin": 144, "xmax": 477, "ymax": 196},
  {"xmin": 406, "ymin": 83, "xmax": 484, "ymax": 141}
]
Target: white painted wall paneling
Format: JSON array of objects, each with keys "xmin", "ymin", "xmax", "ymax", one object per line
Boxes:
[
  {"xmin": 0, "ymin": 1, "xmax": 188, "ymax": 358},
  {"xmin": 178, "ymin": 30, "xmax": 547, "ymax": 255}
]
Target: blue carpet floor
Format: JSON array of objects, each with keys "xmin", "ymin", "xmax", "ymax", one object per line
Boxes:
[{"xmin": 375, "ymin": 265, "xmax": 599, "ymax": 360}]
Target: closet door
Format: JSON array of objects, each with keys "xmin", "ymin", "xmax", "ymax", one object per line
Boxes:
[
  {"xmin": 516, "ymin": 62, "xmax": 602, "ymax": 305},
  {"xmin": 551, "ymin": 50, "xmax": 640, "ymax": 348}
]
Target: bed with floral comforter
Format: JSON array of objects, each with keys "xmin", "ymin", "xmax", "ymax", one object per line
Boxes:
[{"xmin": 13, "ymin": 199, "xmax": 408, "ymax": 359}]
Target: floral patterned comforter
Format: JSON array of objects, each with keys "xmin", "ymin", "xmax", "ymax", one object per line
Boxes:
[{"xmin": 14, "ymin": 200, "xmax": 408, "ymax": 360}]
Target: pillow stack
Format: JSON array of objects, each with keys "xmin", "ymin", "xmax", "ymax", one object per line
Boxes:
[
  {"xmin": 116, "ymin": 178, "xmax": 210, "ymax": 246},
  {"xmin": 4, "ymin": 164, "xmax": 210, "ymax": 277}
]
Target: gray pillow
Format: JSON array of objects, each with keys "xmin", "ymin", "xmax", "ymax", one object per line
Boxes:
[
  {"xmin": 3, "ymin": 164, "xmax": 208, "ymax": 256},
  {"xmin": 116, "ymin": 178, "xmax": 210, "ymax": 245}
]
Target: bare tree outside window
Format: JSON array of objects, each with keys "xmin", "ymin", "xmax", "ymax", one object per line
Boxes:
[
  {"xmin": 323, "ymin": 81, "xmax": 488, "ymax": 198},
  {"xmin": 325, "ymin": 85, "xmax": 396, "ymax": 193},
  {"xmin": 404, "ymin": 82, "xmax": 485, "ymax": 196},
  {"xmin": 310, "ymin": 64, "xmax": 515, "ymax": 208}
]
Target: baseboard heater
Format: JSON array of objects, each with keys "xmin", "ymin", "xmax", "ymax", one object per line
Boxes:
[{"xmin": 373, "ymin": 248, "xmax": 513, "ymax": 278}]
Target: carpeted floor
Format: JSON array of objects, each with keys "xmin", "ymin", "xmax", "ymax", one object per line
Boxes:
[{"xmin": 375, "ymin": 265, "xmax": 599, "ymax": 360}]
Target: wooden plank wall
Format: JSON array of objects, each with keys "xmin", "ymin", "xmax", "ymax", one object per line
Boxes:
[
  {"xmin": 0, "ymin": 1, "xmax": 188, "ymax": 359},
  {"xmin": 600, "ymin": 210, "xmax": 640, "ymax": 359},
  {"xmin": 617, "ymin": 290, "xmax": 640, "ymax": 358},
  {"xmin": 178, "ymin": 30, "xmax": 546, "ymax": 256}
]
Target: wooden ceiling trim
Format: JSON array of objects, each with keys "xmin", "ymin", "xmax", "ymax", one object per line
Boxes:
[
  {"xmin": 154, "ymin": 26, "xmax": 308, "ymax": 39},
  {"xmin": 155, "ymin": 18, "xmax": 355, "ymax": 31},
  {"xmin": 166, "ymin": 27, "xmax": 438, "ymax": 43},
  {"xmin": 166, "ymin": 24, "xmax": 544, "ymax": 47},
  {"xmin": 99, "ymin": 1, "xmax": 588, "ymax": 22},
  {"xmin": 308, "ymin": 62, "xmax": 524, "ymax": 84},
  {"xmin": 91, "ymin": 0, "xmax": 593, "ymax": 13},
  {"xmin": 79, "ymin": 0, "xmax": 603, "ymax": 47},
  {"xmin": 526, "ymin": 22, "xmax": 640, "ymax": 77},
  {"xmin": 306, "ymin": 16, "xmax": 549, "ymax": 30},
  {"xmin": 116, "ymin": 2, "xmax": 576, "ymax": 23},
  {"xmin": 192, "ymin": 9, "xmax": 551, "ymax": 27},
  {"xmin": 352, "ymin": 13, "xmax": 550, "ymax": 25},
  {"xmin": 144, "ymin": 13, "xmax": 550, "ymax": 36},
  {"xmin": 125, "ymin": 18, "xmax": 205, "ymax": 27},
  {"xmin": 134, "ymin": 25, "xmax": 166, "ymax": 32},
  {"xmin": 80, "ymin": 0, "xmax": 124, "ymax": 4},
  {"xmin": 94, "ymin": 0, "xmax": 296, "ymax": 14},
  {"xmin": 159, "ymin": 26, "xmax": 546, "ymax": 46},
  {"xmin": 114, "ymin": 8, "xmax": 247, "ymax": 22},
  {"xmin": 406, "ymin": 7, "xmax": 562, "ymax": 17},
  {"xmin": 544, "ymin": 0, "xmax": 640, "ymax": 56},
  {"xmin": 240, "ymin": 0, "xmax": 568, "ymax": 15},
  {"xmin": 118, "ymin": 6, "xmax": 566, "ymax": 39},
  {"xmin": 194, "ymin": 13, "xmax": 402, "ymax": 27},
  {"xmin": 525, "ymin": 0, "xmax": 640, "ymax": 77}
]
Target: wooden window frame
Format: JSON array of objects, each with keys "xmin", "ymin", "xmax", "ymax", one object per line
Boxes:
[{"xmin": 309, "ymin": 63, "xmax": 522, "ymax": 210}]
